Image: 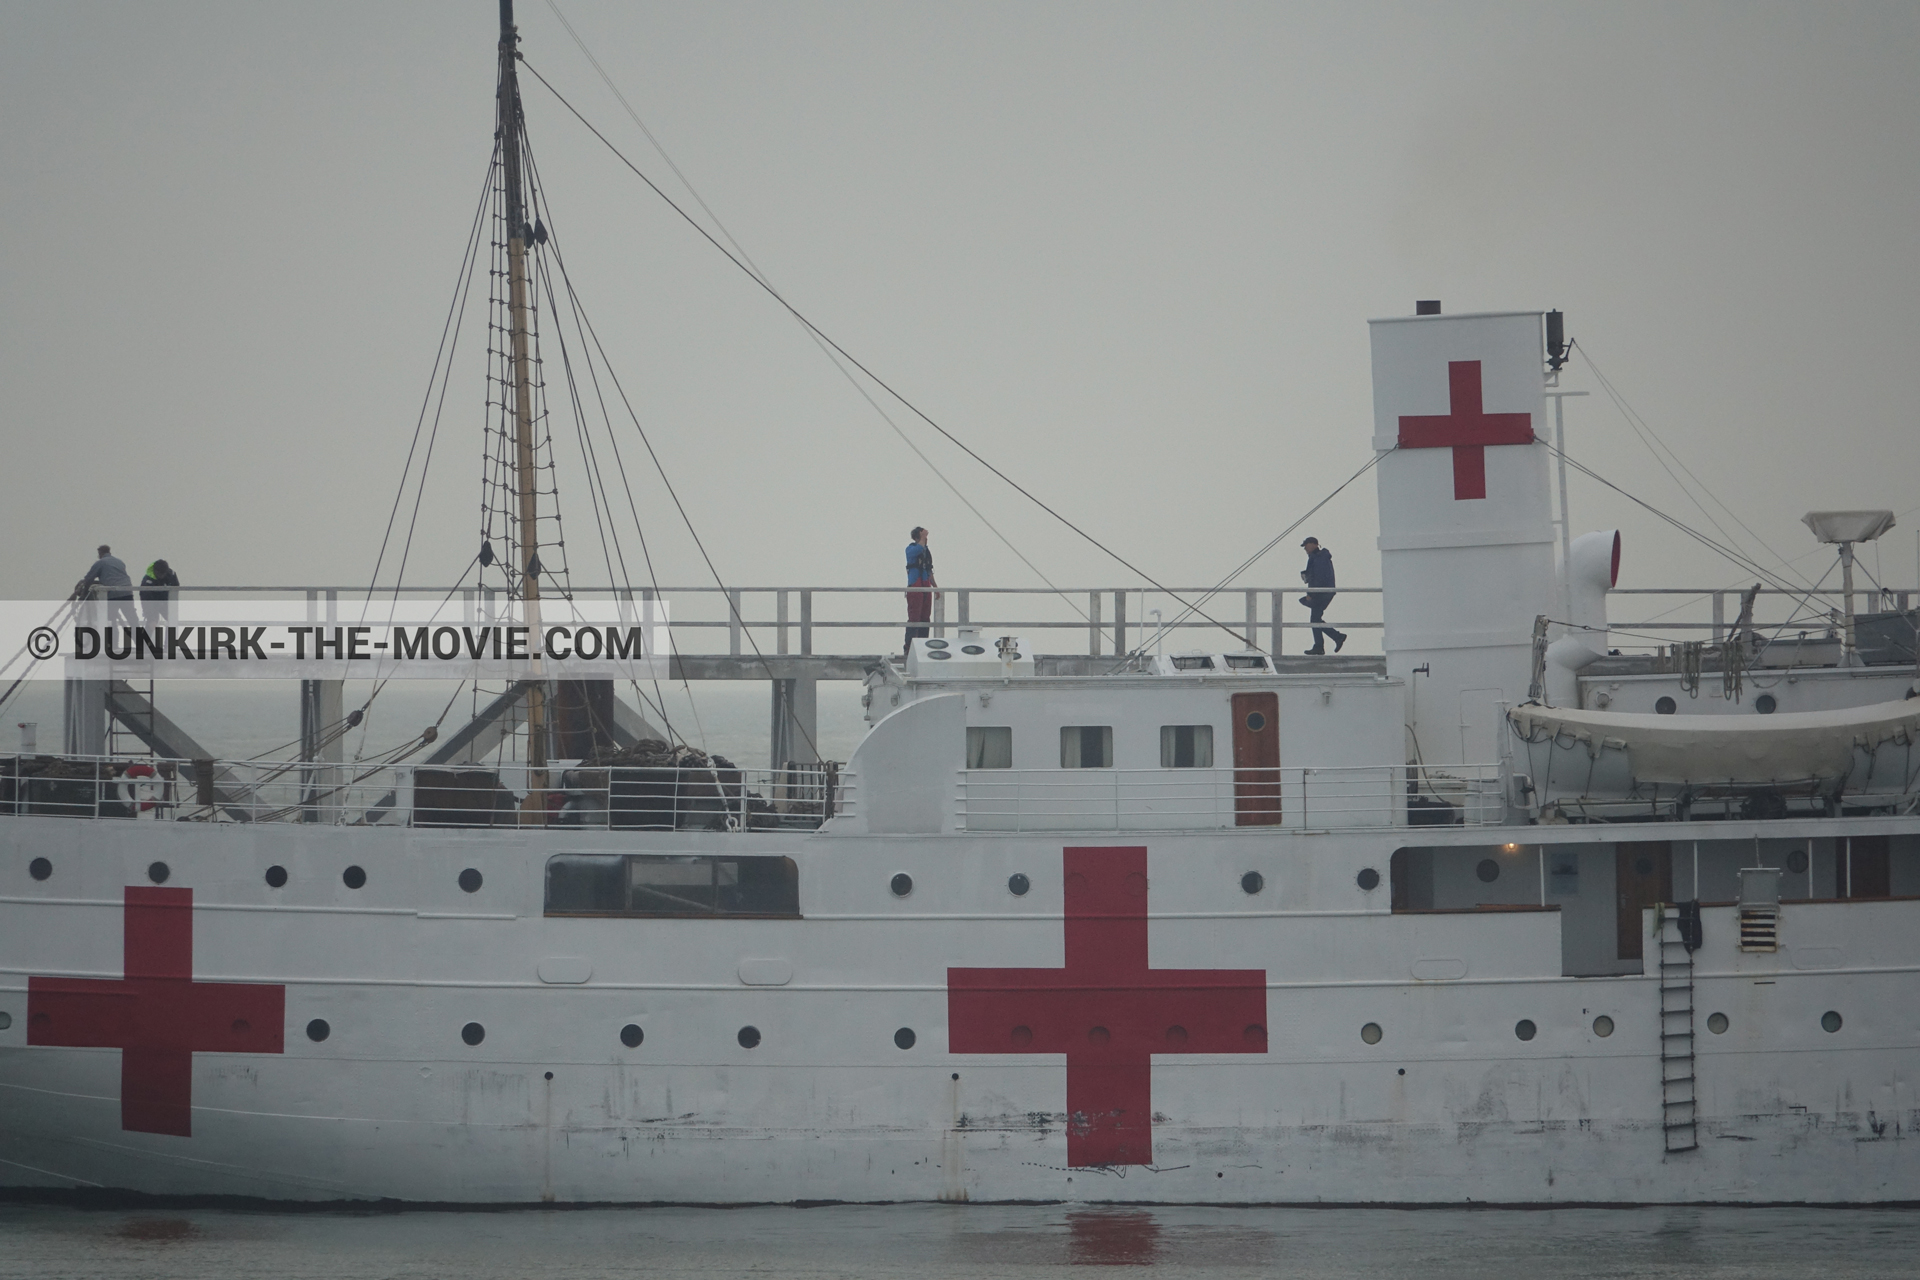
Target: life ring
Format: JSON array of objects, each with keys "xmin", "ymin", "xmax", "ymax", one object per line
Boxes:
[{"xmin": 121, "ymin": 762, "xmax": 159, "ymax": 813}]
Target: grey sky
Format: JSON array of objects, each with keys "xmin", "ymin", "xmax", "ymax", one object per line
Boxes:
[{"xmin": 4, "ymin": 1, "xmax": 1917, "ymax": 631}]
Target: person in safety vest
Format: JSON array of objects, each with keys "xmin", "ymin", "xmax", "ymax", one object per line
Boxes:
[{"xmin": 140, "ymin": 559, "xmax": 180, "ymax": 625}]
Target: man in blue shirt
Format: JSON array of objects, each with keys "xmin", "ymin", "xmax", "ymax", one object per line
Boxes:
[
  {"xmin": 904, "ymin": 526, "xmax": 937, "ymax": 655},
  {"xmin": 1298, "ymin": 537, "xmax": 1346, "ymax": 654}
]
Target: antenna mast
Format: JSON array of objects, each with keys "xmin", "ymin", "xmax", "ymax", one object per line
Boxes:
[{"xmin": 497, "ymin": 0, "xmax": 548, "ymax": 797}]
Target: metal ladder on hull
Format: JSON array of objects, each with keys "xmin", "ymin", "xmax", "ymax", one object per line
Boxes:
[{"xmin": 1657, "ymin": 910, "xmax": 1698, "ymax": 1153}]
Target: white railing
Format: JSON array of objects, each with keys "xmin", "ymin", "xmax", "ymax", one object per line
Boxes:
[
  {"xmin": 0, "ymin": 753, "xmax": 844, "ymax": 832},
  {"xmin": 953, "ymin": 764, "xmax": 1506, "ymax": 832}
]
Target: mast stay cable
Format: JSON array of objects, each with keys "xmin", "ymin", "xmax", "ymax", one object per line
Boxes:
[{"xmin": 516, "ymin": 55, "xmax": 1254, "ymax": 651}]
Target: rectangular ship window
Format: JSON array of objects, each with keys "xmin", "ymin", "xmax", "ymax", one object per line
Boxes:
[
  {"xmin": 967, "ymin": 726, "xmax": 1013, "ymax": 769},
  {"xmin": 544, "ymin": 854, "xmax": 799, "ymax": 918},
  {"xmin": 1060, "ymin": 726, "xmax": 1113, "ymax": 769},
  {"xmin": 1159, "ymin": 724, "xmax": 1214, "ymax": 768}
]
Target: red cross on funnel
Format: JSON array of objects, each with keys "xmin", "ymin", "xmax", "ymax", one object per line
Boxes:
[
  {"xmin": 947, "ymin": 847, "xmax": 1267, "ymax": 1166},
  {"xmin": 28, "ymin": 887, "xmax": 285, "ymax": 1137},
  {"xmin": 1396, "ymin": 360, "xmax": 1534, "ymax": 500}
]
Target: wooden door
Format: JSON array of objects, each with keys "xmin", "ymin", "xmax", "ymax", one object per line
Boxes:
[
  {"xmin": 1616, "ymin": 842, "xmax": 1672, "ymax": 960},
  {"xmin": 1844, "ymin": 835, "xmax": 1892, "ymax": 899},
  {"xmin": 1231, "ymin": 691, "xmax": 1280, "ymax": 826}
]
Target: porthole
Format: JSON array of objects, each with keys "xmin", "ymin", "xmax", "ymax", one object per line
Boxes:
[
  {"xmin": 1008, "ymin": 873, "xmax": 1030, "ymax": 896},
  {"xmin": 890, "ymin": 873, "xmax": 913, "ymax": 897},
  {"xmin": 620, "ymin": 1023, "xmax": 644, "ymax": 1048},
  {"xmin": 0, "ymin": 1012, "xmax": 11, "ymax": 1031},
  {"xmin": 1755, "ymin": 694, "xmax": 1777, "ymax": 714},
  {"xmin": 1514, "ymin": 1019, "xmax": 1537, "ymax": 1042},
  {"xmin": 147, "ymin": 861, "xmax": 170, "ymax": 885},
  {"xmin": 458, "ymin": 867, "xmax": 483, "ymax": 893},
  {"xmin": 1786, "ymin": 849, "xmax": 1808, "ymax": 874},
  {"xmin": 28, "ymin": 857, "xmax": 51, "ymax": 881},
  {"xmin": 894, "ymin": 1027, "xmax": 916, "ymax": 1050},
  {"xmin": 737, "ymin": 1025, "xmax": 761, "ymax": 1049},
  {"xmin": 305, "ymin": 1019, "xmax": 330, "ymax": 1043},
  {"xmin": 1010, "ymin": 1024, "xmax": 1033, "ymax": 1047},
  {"xmin": 1164, "ymin": 1025, "xmax": 1188, "ymax": 1046},
  {"xmin": 461, "ymin": 1022, "xmax": 485, "ymax": 1046},
  {"xmin": 928, "ymin": 650, "xmax": 952, "ymax": 660},
  {"xmin": 961, "ymin": 645, "xmax": 986, "ymax": 655},
  {"xmin": 264, "ymin": 865, "xmax": 288, "ymax": 888},
  {"xmin": 1360, "ymin": 1022, "xmax": 1383, "ymax": 1045},
  {"xmin": 925, "ymin": 639, "xmax": 949, "ymax": 649},
  {"xmin": 1476, "ymin": 858, "xmax": 1500, "ymax": 883},
  {"xmin": 1655, "ymin": 696, "xmax": 1676, "ymax": 715},
  {"xmin": 1592, "ymin": 1015, "xmax": 1614, "ymax": 1038},
  {"xmin": 1243, "ymin": 1024, "xmax": 1267, "ymax": 1047},
  {"xmin": 1244, "ymin": 711, "xmax": 1267, "ymax": 732},
  {"xmin": 1241, "ymin": 871, "xmax": 1264, "ymax": 895},
  {"xmin": 1707, "ymin": 1012, "xmax": 1729, "ymax": 1034},
  {"xmin": 1821, "ymin": 1010, "xmax": 1843, "ymax": 1034},
  {"xmin": 343, "ymin": 865, "xmax": 367, "ymax": 890},
  {"xmin": 1634, "ymin": 857, "xmax": 1654, "ymax": 877},
  {"xmin": 1356, "ymin": 867, "xmax": 1380, "ymax": 891}
]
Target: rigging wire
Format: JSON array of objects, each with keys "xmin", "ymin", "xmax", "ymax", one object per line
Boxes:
[
  {"xmin": 1119, "ymin": 450, "xmax": 1386, "ymax": 666},
  {"xmin": 523, "ymin": 166, "xmax": 689, "ymax": 743},
  {"xmin": 1575, "ymin": 341, "xmax": 1811, "ymax": 590},
  {"xmin": 365, "ymin": 150, "xmax": 499, "ymax": 606},
  {"xmin": 538, "ymin": 0, "xmax": 1111, "ymax": 647},
  {"xmin": 540, "ymin": 233, "xmax": 822, "ymax": 759},
  {"xmin": 516, "ymin": 55, "xmax": 1252, "ymax": 649}
]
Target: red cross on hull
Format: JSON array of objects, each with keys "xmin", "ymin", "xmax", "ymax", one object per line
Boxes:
[
  {"xmin": 947, "ymin": 847, "xmax": 1267, "ymax": 1167},
  {"xmin": 1396, "ymin": 360, "xmax": 1534, "ymax": 500},
  {"xmin": 27, "ymin": 887, "xmax": 285, "ymax": 1137}
]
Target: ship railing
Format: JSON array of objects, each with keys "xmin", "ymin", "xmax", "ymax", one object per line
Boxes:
[
  {"xmin": 952, "ymin": 763, "xmax": 1504, "ymax": 832},
  {"xmin": 70, "ymin": 583, "xmax": 1914, "ymax": 660},
  {"xmin": 0, "ymin": 753, "xmax": 847, "ymax": 831}
]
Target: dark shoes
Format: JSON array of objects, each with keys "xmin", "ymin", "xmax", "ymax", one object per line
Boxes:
[
  {"xmin": 1304, "ymin": 646, "xmax": 1325, "ymax": 655},
  {"xmin": 1332, "ymin": 631, "xmax": 1347, "ymax": 653}
]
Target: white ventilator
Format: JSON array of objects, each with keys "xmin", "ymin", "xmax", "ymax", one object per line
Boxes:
[{"xmin": 1369, "ymin": 310, "xmax": 1554, "ymax": 766}]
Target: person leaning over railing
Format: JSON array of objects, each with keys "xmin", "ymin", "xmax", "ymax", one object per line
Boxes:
[
  {"xmin": 74, "ymin": 543, "xmax": 136, "ymax": 627},
  {"xmin": 140, "ymin": 558, "xmax": 179, "ymax": 625}
]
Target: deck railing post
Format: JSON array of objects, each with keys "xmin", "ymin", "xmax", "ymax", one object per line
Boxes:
[
  {"xmin": 778, "ymin": 589, "xmax": 790, "ymax": 655},
  {"xmin": 933, "ymin": 590, "xmax": 946, "ymax": 639},
  {"xmin": 1711, "ymin": 592, "xmax": 1725, "ymax": 643},
  {"xmin": 957, "ymin": 589, "xmax": 970, "ymax": 628},
  {"xmin": 1245, "ymin": 590, "xmax": 1257, "ymax": 651},
  {"xmin": 800, "ymin": 590, "xmax": 813, "ymax": 656},
  {"xmin": 1113, "ymin": 591, "xmax": 1126, "ymax": 657},
  {"xmin": 1088, "ymin": 592, "xmax": 1102, "ymax": 657},
  {"xmin": 1271, "ymin": 589, "xmax": 1283, "ymax": 655}
]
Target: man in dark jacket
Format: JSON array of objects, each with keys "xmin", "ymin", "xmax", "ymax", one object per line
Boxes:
[
  {"xmin": 904, "ymin": 527, "xmax": 937, "ymax": 655},
  {"xmin": 140, "ymin": 559, "xmax": 180, "ymax": 625},
  {"xmin": 1298, "ymin": 537, "xmax": 1346, "ymax": 654}
]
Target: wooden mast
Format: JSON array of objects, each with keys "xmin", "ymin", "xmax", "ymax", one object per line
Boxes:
[{"xmin": 497, "ymin": 0, "xmax": 548, "ymax": 805}]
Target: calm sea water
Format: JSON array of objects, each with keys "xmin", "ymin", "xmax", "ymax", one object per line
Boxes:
[
  {"xmin": 2, "ymin": 678, "xmax": 873, "ymax": 768},
  {"xmin": 1, "ymin": 1203, "xmax": 1917, "ymax": 1278}
]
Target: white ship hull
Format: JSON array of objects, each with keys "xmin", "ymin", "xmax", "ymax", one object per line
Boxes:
[{"xmin": 5, "ymin": 813, "xmax": 1917, "ymax": 1204}]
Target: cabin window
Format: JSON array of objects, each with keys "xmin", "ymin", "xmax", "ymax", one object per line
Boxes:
[
  {"xmin": 544, "ymin": 854, "xmax": 799, "ymax": 918},
  {"xmin": 967, "ymin": 726, "xmax": 1013, "ymax": 769},
  {"xmin": 1223, "ymin": 654, "xmax": 1268, "ymax": 671},
  {"xmin": 1170, "ymin": 655, "xmax": 1214, "ymax": 671},
  {"xmin": 1159, "ymin": 725, "xmax": 1214, "ymax": 768},
  {"xmin": 1060, "ymin": 726, "xmax": 1113, "ymax": 768}
]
